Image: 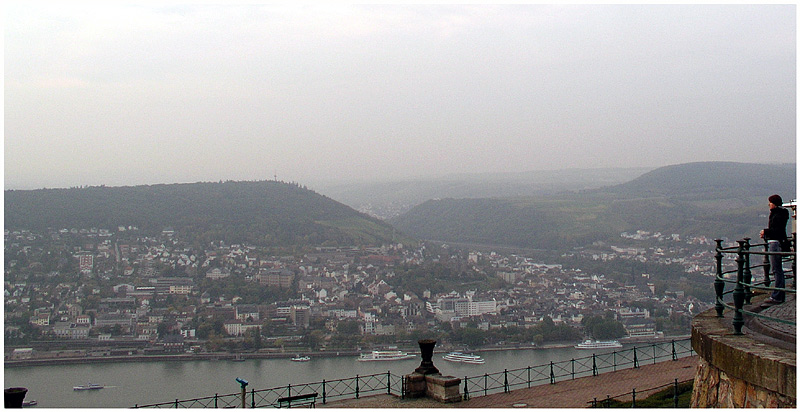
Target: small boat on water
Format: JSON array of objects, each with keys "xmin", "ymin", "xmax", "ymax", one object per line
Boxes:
[
  {"xmin": 231, "ymin": 354, "xmax": 246, "ymax": 362},
  {"xmin": 574, "ymin": 339, "xmax": 623, "ymax": 349},
  {"xmin": 357, "ymin": 350, "xmax": 414, "ymax": 362},
  {"xmin": 442, "ymin": 352, "xmax": 485, "ymax": 364},
  {"xmin": 291, "ymin": 355, "xmax": 311, "ymax": 362},
  {"xmin": 22, "ymin": 400, "xmax": 38, "ymax": 407},
  {"xmin": 73, "ymin": 383, "xmax": 104, "ymax": 391}
]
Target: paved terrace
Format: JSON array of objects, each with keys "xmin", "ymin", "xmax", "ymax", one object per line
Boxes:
[
  {"xmin": 747, "ymin": 292, "xmax": 796, "ymax": 352},
  {"xmin": 321, "ymin": 355, "xmax": 699, "ymax": 408}
]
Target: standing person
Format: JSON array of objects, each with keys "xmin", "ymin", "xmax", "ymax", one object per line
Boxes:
[{"xmin": 759, "ymin": 194, "xmax": 790, "ymax": 307}]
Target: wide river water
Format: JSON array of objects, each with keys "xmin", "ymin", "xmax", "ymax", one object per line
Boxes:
[{"xmin": 5, "ymin": 342, "xmax": 684, "ymax": 408}]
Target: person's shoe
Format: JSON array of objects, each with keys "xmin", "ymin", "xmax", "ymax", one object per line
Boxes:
[{"xmin": 760, "ymin": 298, "xmax": 784, "ymax": 308}]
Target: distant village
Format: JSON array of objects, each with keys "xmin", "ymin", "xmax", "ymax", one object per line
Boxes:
[{"xmin": 4, "ymin": 225, "xmax": 717, "ymax": 360}]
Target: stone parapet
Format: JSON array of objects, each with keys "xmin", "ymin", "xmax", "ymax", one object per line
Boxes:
[
  {"xmin": 424, "ymin": 374, "xmax": 462, "ymax": 403},
  {"xmin": 403, "ymin": 373, "xmax": 462, "ymax": 403},
  {"xmin": 690, "ymin": 303, "xmax": 796, "ymax": 407},
  {"xmin": 403, "ymin": 373, "xmax": 427, "ymax": 399}
]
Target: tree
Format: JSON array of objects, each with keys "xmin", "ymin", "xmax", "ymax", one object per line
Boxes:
[
  {"xmin": 581, "ymin": 315, "xmax": 627, "ymax": 340},
  {"xmin": 456, "ymin": 327, "xmax": 485, "ymax": 347},
  {"xmin": 304, "ymin": 330, "xmax": 325, "ymax": 350},
  {"xmin": 337, "ymin": 320, "xmax": 360, "ymax": 335},
  {"xmin": 245, "ymin": 327, "xmax": 263, "ymax": 350},
  {"xmin": 157, "ymin": 322, "xmax": 170, "ymax": 339}
]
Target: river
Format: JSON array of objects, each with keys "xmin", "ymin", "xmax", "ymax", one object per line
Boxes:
[{"xmin": 4, "ymin": 342, "xmax": 685, "ymax": 408}]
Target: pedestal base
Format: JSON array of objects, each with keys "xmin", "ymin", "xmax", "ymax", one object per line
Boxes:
[{"xmin": 403, "ymin": 373, "xmax": 462, "ymax": 403}]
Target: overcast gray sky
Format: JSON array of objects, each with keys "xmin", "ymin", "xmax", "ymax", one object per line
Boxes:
[{"xmin": 5, "ymin": 3, "xmax": 796, "ymax": 189}]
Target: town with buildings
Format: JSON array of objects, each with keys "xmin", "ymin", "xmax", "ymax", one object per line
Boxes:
[{"xmin": 4, "ymin": 225, "xmax": 717, "ymax": 361}]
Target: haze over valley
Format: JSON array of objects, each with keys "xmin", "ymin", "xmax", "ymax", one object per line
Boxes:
[{"xmin": 4, "ymin": 4, "xmax": 796, "ymax": 407}]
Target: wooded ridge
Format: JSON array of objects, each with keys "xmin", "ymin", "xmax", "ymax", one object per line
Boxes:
[
  {"xmin": 5, "ymin": 180, "xmax": 402, "ymax": 247},
  {"xmin": 390, "ymin": 162, "xmax": 796, "ymax": 250}
]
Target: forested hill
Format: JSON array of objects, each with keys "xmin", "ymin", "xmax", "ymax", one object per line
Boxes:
[
  {"xmin": 4, "ymin": 180, "xmax": 403, "ymax": 247},
  {"xmin": 390, "ymin": 162, "xmax": 796, "ymax": 250},
  {"xmin": 601, "ymin": 161, "xmax": 795, "ymax": 199}
]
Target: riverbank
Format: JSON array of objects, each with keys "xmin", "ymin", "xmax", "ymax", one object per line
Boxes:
[{"xmin": 4, "ymin": 335, "xmax": 690, "ymax": 368}]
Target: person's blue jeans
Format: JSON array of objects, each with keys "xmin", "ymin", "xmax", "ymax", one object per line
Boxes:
[{"xmin": 769, "ymin": 241, "xmax": 785, "ymax": 302}]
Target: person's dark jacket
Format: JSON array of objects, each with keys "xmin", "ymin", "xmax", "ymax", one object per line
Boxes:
[{"xmin": 764, "ymin": 207, "xmax": 790, "ymax": 241}]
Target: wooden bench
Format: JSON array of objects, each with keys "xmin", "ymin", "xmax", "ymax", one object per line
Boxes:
[{"xmin": 276, "ymin": 393, "xmax": 318, "ymax": 408}]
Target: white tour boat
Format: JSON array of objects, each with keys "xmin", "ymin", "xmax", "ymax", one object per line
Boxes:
[
  {"xmin": 574, "ymin": 339, "xmax": 623, "ymax": 350},
  {"xmin": 357, "ymin": 350, "xmax": 414, "ymax": 362},
  {"xmin": 442, "ymin": 352, "xmax": 485, "ymax": 364},
  {"xmin": 73, "ymin": 383, "xmax": 104, "ymax": 391},
  {"xmin": 291, "ymin": 355, "xmax": 311, "ymax": 362}
]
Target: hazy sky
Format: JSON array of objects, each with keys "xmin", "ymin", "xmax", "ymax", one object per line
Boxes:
[{"xmin": 5, "ymin": 3, "xmax": 797, "ymax": 189}]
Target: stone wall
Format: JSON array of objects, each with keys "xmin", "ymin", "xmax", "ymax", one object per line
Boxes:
[
  {"xmin": 691, "ymin": 307, "xmax": 796, "ymax": 407},
  {"xmin": 692, "ymin": 357, "xmax": 794, "ymax": 407}
]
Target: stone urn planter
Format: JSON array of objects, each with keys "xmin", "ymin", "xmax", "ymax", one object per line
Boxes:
[
  {"xmin": 414, "ymin": 339, "xmax": 440, "ymax": 375},
  {"xmin": 4, "ymin": 387, "xmax": 28, "ymax": 408}
]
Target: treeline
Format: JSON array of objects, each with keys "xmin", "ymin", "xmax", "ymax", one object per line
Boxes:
[
  {"xmin": 581, "ymin": 314, "xmax": 627, "ymax": 340},
  {"xmin": 559, "ymin": 256, "xmax": 716, "ymax": 302},
  {"xmin": 5, "ymin": 180, "xmax": 401, "ymax": 247},
  {"xmin": 387, "ymin": 261, "xmax": 505, "ymax": 297},
  {"xmin": 443, "ymin": 316, "xmax": 583, "ymax": 347}
]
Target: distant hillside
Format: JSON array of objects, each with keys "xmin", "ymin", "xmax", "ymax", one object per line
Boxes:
[
  {"xmin": 311, "ymin": 167, "xmax": 651, "ymax": 220},
  {"xmin": 603, "ymin": 162, "xmax": 795, "ymax": 200},
  {"xmin": 4, "ymin": 181, "xmax": 405, "ymax": 247},
  {"xmin": 390, "ymin": 162, "xmax": 796, "ymax": 250}
]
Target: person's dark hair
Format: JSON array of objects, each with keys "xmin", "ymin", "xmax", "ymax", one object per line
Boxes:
[{"xmin": 769, "ymin": 194, "xmax": 783, "ymax": 206}]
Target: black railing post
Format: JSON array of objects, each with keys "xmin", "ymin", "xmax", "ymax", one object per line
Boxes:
[
  {"xmin": 673, "ymin": 379, "xmax": 679, "ymax": 408},
  {"xmin": 671, "ymin": 340, "xmax": 677, "ymax": 361},
  {"xmin": 653, "ymin": 343, "xmax": 657, "ymax": 364},
  {"xmin": 743, "ymin": 238, "xmax": 753, "ymax": 304},
  {"xmin": 633, "ymin": 347, "xmax": 639, "ymax": 369},
  {"xmin": 387, "ymin": 371, "xmax": 391, "ymax": 395},
  {"xmin": 763, "ymin": 242, "xmax": 772, "ymax": 287},
  {"xmin": 214, "ymin": 393, "xmax": 218, "ymax": 408},
  {"xmin": 732, "ymin": 240, "xmax": 747, "ymax": 335},
  {"xmin": 251, "ymin": 388, "xmax": 255, "ymax": 408},
  {"xmin": 632, "ymin": 388, "xmax": 636, "ymax": 408},
  {"xmin": 504, "ymin": 369, "xmax": 509, "ymax": 393},
  {"xmin": 613, "ymin": 351, "xmax": 616, "ymax": 372},
  {"xmin": 571, "ymin": 358, "xmax": 575, "ymax": 380},
  {"xmin": 714, "ymin": 239, "xmax": 726, "ymax": 317},
  {"xmin": 322, "ymin": 379, "xmax": 326, "ymax": 404},
  {"xmin": 356, "ymin": 375, "xmax": 360, "ymax": 399},
  {"xmin": 592, "ymin": 397, "xmax": 597, "ymax": 407},
  {"xmin": 174, "ymin": 399, "xmax": 179, "ymax": 409},
  {"xmin": 549, "ymin": 361, "xmax": 555, "ymax": 384},
  {"xmin": 592, "ymin": 354, "xmax": 597, "ymax": 376},
  {"xmin": 527, "ymin": 366, "xmax": 531, "ymax": 388},
  {"xmin": 484, "ymin": 373, "xmax": 488, "ymax": 396},
  {"xmin": 463, "ymin": 376, "xmax": 469, "ymax": 400}
]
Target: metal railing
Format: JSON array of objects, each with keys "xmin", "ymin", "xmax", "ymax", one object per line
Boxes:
[
  {"xmin": 134, "ymin": 339, "xmax": 694, "ymax": 408},
  {"xmin": 460, "ymin": 339, "xmax": 694, "ymax": 400},
  {"xmin": 588, "ymin": 378, "xmax": 693, "ymax": 408},
  {"xmin": 714, "ymin": 237, "xmax": 796, "ymax": 334},
  {"xmin": 134, "ymin": 371, "xmax": 402, "ymax": 408}
]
